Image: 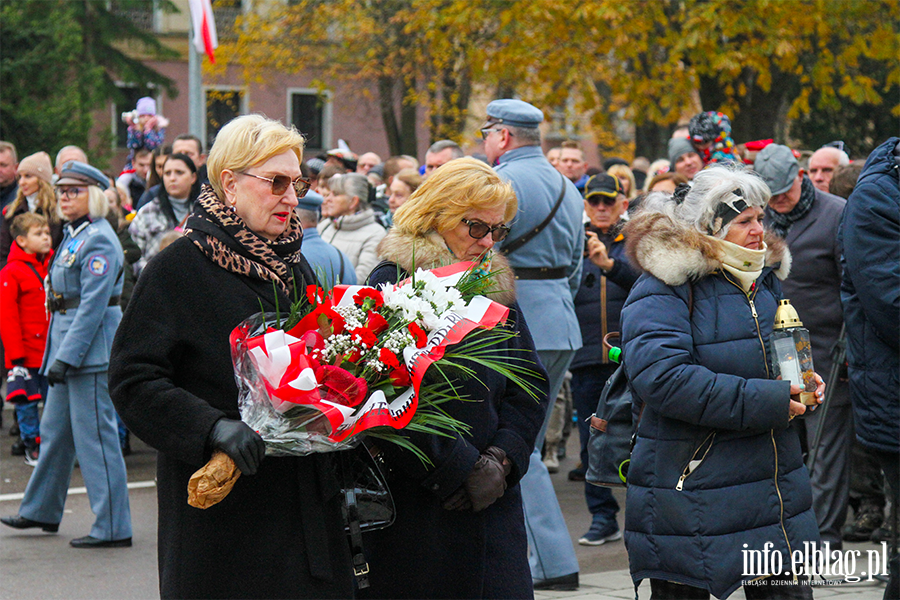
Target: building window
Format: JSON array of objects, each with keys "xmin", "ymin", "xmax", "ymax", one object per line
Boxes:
[
  {"xmin": 212, "ymin": 0, "xmax": 242, "ymax": 40},
  {"xmin": 205, "ymin": 88, "xmax": 244, "ymax": 150},
  {"xmin": 288, "ymin": 90, "xmax": 331, "ymax": 152},
  {"xmin": 114, "ymin": 85, "xmax": 157, "ymax": 149}
]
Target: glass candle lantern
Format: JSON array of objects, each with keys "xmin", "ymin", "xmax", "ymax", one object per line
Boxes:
[{"xmin": 770, "ymin": 299, "xmax": 817, "ymax": 405}]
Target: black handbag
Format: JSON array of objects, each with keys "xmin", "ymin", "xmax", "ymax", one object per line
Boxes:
[
  {"xmin": 338, "ymin": 442, "xmax": 395, "ymax": 589},
  {"xmin": 586, "ymin": 363, "xmax": 639, "ymax": 488},
  {"xmin": 338, "ymin": 442, "xmax": 395, "ymax": 533}
]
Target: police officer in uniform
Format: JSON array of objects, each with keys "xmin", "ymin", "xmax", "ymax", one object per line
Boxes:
[
  {"xmin": 482, "ymin": 99, "xmax": 584, "ymax": 590},
  {"xmin": 1, "ymin": 161, "xmax": 132, "ymax": 548}
]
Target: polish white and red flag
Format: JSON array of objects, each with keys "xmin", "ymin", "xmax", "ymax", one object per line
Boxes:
[{"xmin": 188, "ymin": 0, "xmax": 218, "ymax": 64}]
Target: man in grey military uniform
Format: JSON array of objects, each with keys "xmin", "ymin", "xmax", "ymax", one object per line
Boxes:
[
  {"xmin": 483, "ymin": 99, "xmax": 583, "ymax": 590},
  {"xmin": 2, "ymin": 161, "xmax": 132, "ymax": 548},
  {"xmin": 295, "ymin": 189, "xmax": 358, "ymax": 287}
]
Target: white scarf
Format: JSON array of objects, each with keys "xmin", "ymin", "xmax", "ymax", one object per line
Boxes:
[{"xmin": 713, "ymin": 237, "xmax": 766, "ymax": 293}]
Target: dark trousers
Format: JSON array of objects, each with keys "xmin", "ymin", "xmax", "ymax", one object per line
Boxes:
[
  {"xmin": 649, "ymin": 575, "xmax": 813, "ymax": 599},
  {"xmin": 570, "ymin": 365, "xmax": 620, "ymax": 524}
]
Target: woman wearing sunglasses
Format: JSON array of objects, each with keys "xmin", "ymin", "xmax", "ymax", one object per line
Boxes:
[
  {"xmin": 128, "ymin": 152, "xmax": 200, "ymax": 275},
  {"xmin": 109, "ymin": 115, "xmax": 355, "ymax": 599},
  {"xmin": 362, "ymin": 157, "xmax": 549, "ymax": 599},
  {"xmin": 565, "ymin": 174, "xmax": 639, "ymax": 544}
]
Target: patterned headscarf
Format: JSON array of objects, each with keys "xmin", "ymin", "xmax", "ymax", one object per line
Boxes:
[
  {"xmin": 183, "ymin": 184, "xmax": 305, "ymax": 297},
  {"xmin": 688, "ymin": 111, "xmax": 741, "ymax": 165}
]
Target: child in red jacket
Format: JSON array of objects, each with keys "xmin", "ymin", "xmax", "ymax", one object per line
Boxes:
[{"xmin": 1, "ymin": 212, "xmax": 52, "ymax": 465}]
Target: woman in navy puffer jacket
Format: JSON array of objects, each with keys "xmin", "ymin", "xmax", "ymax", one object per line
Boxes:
[{"xmin": 620, "ymin": 166, "xmax": 824, "ymax": 599}]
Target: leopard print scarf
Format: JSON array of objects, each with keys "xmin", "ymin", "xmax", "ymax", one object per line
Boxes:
[{"xmin": 183, "ymin": 184, "xmax": 304, "ymax": 296}]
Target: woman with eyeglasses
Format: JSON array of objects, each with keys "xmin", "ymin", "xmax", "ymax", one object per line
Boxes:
[
  {"xmin": 128, "ymin": 152, "xmax": 200, "ymax": 275},
  {"xmin": 109, "ymin": 115, "xmax": 355, "ymax": 599},
  {"xmin": 318, "ymin": 172, "xmax": 386, "ymax": 282},
  {"xmin": 1, "ymin": 160, "xmax": 133, "ymax": 549},
  {"xmin": 361, "ymin": 157, "xmax": 549, "ymax": 599}
]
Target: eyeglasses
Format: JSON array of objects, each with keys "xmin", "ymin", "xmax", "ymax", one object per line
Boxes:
[
  {"xmin": 480, "ymin": 127, "xmax": 511, "ymax": 141},
  {"xmin": 240, "ymin": 172, "xmax": 311, "ymax": 198},
  {"xmin": 57, "ymin": 187, "xmax": 86, "ymax": 199},
  {"xmin": 462, "ymin": 218, "xmax": 511, "ymax": 242},
  {"xmin": 585, "ymin": 194, "xmax": 619, "ymax": 207}
]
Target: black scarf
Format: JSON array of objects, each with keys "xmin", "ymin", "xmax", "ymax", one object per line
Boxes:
[
  {"xmin": 766, "ymin": 176, "xmax": 816, "ymax": 238},
  {"xmin": 182, "ymin": 184, "xmax": 304, "ymax": 296}
]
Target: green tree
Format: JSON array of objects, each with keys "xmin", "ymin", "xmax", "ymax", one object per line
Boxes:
[{"xmin": 0, "ymin": 0, "xmax": 178, "ymax": 167}]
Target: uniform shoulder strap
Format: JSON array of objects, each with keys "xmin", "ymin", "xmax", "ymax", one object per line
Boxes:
[{"xmin": 502, "ymin": 170, "xmax": 569, "ymax": 255}]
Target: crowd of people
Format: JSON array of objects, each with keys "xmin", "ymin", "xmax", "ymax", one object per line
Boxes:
[{"xmin": 0, "ymin": 95, "xmax": 896, "ymax": 600}]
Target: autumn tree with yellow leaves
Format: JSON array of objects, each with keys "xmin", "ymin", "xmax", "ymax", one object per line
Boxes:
[{"xmin": 216, "ymin": 0, "xmax": 898, "ymax": 158}]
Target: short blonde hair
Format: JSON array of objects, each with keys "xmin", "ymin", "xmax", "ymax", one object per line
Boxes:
[
  {"xmin": 607, "ymin": 164, "xmax": 637, "ymax": 199},
  {"xmin": 207, "ymin": 114, "xmax": 305, "ymax": 198},
  {"xmin": 57, "ymin": 186, "xmax": 108, "ymax": 220},
  {"xmin": 393, "ymin": 157, "xmax": 517, "ymax": 235}
]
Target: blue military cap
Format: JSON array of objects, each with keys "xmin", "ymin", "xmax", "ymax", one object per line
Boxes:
[
  {"xmin": 57, "ymin": 161, "xmax": 110, "ymax": 190},
  {"xmin": 296, "ymin": 189, "xmax": 323, "ymax": 212},
  {"xmin": 485, "ymin": 99, "xmax": 544, "ymax": 129}
]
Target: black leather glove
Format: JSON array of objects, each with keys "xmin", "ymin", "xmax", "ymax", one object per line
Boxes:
[
  {"xmin": 208, "ymin": 418, "xmax": 266, "ymax": 475},
  {"xmin": 47, "ymin": 360, "xmax": 71, "ymax": 386}
]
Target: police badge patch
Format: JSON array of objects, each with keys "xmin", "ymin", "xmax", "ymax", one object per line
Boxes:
[{"xmin": 87, "ymin": 254, "xmax": 109, "ymax": 276}]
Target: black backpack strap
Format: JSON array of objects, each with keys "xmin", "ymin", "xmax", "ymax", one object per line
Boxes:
[
  {"xmin": 502, "ymin": 170, "xmax": 568, "ymax": 255},
  {"xmin": 23, "ymin": 263, "xmax": 44, "ymax": 286}
]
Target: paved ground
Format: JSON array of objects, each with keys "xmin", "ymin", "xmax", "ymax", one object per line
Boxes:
[{"xmin": 0, "ymin": 404, "xmax": 891, "ymax": 599}]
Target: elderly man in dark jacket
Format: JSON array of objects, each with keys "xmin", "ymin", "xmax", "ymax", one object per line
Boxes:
[
  {"xmin": 840, "ymin": 137, "xmax": 900, "ymax": 600},
  {"xmin": 755, "ymin": 143, "xmax": 850, "ymax": 549},
  {"xmin": 570, "ymin": 175, "xmax": 639, "ymax": 546}
]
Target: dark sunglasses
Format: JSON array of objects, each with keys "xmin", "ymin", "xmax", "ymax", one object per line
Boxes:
[
  {"xmin": 462, "ymin": 218, "xmax": 511, "ymax": 242},
  {"xmin": 585, "ymin": 194, "xmax": 618, "ymax": 207},
  {"xmin": 241, "ymin": 172, "xmax": 312, "ymax": 198}
]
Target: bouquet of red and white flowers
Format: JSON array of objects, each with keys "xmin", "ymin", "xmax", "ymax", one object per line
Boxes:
[{"xmin": 188, "ymin": 261, "xmax": 541, "ymax": 508}]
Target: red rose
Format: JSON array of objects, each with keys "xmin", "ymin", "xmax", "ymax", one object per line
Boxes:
[
  {"xmin": 316, "ymin": 365, "xmax": 368, "ymax": 407},
  {"xmin": 408, "ymin": 322, "xmax": 427, "ymax": 348},
  {"xmin": 379, "ymin": 347, "xmax": 401, "ymax": 370},
  {"xmin": 306, "ymin": 284, "xmax": 324, "ymax": 305},
  {"xmin": 351, "ymin": 327, "xmax": 378, "ymax": 348},
  {"xmin": 367, "ymin": 311, "xmax": 389, "ymax": 335},
  {"xmin": 390, "ymin": 367, "xmax": 411, "ymax": 388},
  {"xmin": 354, "ymin": 288, "xmax": 384, "ymax": 308}
]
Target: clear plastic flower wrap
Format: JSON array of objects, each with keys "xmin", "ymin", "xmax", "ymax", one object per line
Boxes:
[{"xmin": 231, "ymin": 312, "xmax": 361, "ymax": 456}]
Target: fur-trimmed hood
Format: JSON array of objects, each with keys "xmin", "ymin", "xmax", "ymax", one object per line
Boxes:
[
  {"xmin": 376, "ymin": 229, "xmax": 518, "ymax": 306},
  {"xmin": 623, "ymin": 211, "xmax": 791, "ymax": 286}
]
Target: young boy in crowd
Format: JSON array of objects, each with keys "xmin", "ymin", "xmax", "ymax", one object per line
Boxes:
[{"xmin": 0, "ymin": 213, "xmax": 53, "ymax": 466}]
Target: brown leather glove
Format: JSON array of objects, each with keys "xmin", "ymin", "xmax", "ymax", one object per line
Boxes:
[{"xmin": 441, "ymin": 446, "xmax": 512, "ymax": 512}]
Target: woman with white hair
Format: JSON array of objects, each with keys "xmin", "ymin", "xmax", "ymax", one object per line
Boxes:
[
  {"xmin": 2, "ymin": 161, "xmax": 132, "ymax": 549},
  {"xmin": 319, "ymin": 172, "xmax": 386, "ymax": 282},
  {"xmin": 108, "ymin": 114, "xmax": 354, "ymax": 599},
  {"xmin": 620, "ymin": 165, "xmax": 824, "ymax": 599}
]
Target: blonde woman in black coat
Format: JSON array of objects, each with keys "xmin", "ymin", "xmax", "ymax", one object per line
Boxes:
[{"xmin": 109, "ymin": 114, "xmax": 353, "ymax": 599}]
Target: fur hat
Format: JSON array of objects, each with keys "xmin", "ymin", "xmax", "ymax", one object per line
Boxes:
[{"xmin": 17, "ymin": 151, "xmax": 53, "ymax": 185}]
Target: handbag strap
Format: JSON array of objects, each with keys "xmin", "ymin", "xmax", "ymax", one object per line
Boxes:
[
  {"xmin": 502, "ymin": 170, "xmax": 568, "ymax": 255},
  {"xmin": 341, "ymin": 451, "xmax": 371, "ymax": 589}
]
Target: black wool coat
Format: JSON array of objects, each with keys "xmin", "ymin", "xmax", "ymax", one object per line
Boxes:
[
  {"xmin": 109, "ymin": 237, "xmax": 354, "ymax": 600},
  {"xmin": 357, "ymin": 231, "xmax": 549, "ymax": 600}
]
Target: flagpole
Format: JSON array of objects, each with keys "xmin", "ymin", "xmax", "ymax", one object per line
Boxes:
[{"xmin": 188, "ymin": 24, "xmax": 203, "ymax": 140}]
